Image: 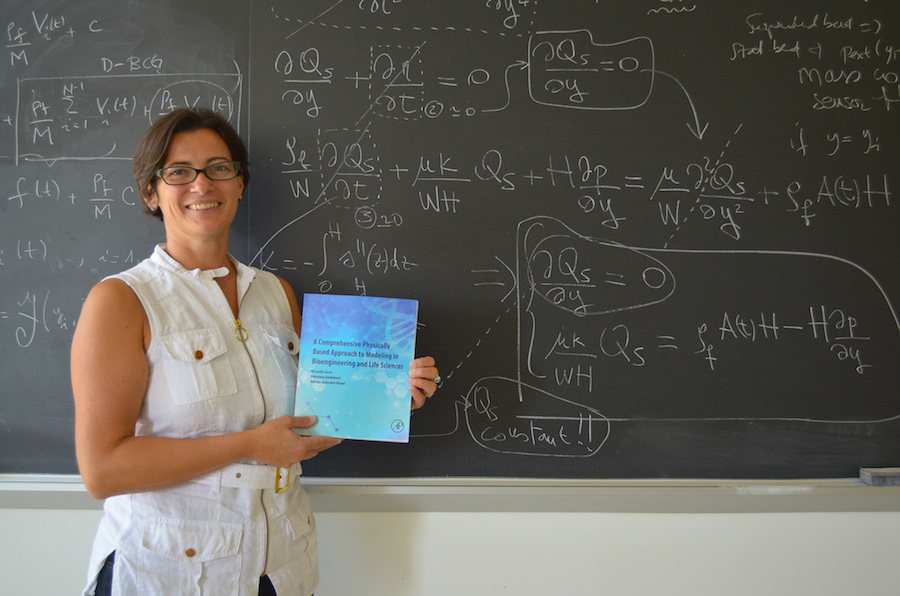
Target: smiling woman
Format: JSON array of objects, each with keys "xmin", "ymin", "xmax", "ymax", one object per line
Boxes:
[
  {"xmin": 146, "ymin": 128, "xmax": 246, "ymax": 259},
  {"xmin": 132, "ymin": 109, "xmax": 250, "ymax": 222},
  {"xmin": 70, "ymin": 108, "xmax": 441, "ymax": 595}
]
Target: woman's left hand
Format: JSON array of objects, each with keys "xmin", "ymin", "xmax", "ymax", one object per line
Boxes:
[{"xmin": 408, "ymin": 356, "xmax": 440, "ymax": 410}]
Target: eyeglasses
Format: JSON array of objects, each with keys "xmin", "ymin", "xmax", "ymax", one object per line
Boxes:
[{"xmin": 156, "ymin": 161, "xmax": 242, "ymax": 185}]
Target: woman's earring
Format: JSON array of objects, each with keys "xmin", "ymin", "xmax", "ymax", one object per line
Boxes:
[{"xmin": 146, "ymin": 186, "xmax": 159, "ymax": 212}]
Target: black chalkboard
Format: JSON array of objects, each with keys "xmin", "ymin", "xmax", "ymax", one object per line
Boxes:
[{"xmin": 2, "ymin": 0, "xmax": 899, "ymax": 480}]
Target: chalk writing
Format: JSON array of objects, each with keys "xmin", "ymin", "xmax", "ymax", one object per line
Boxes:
[{"xmin": 2, "ymin": 0, "xmax": 899, "ymax": 476}]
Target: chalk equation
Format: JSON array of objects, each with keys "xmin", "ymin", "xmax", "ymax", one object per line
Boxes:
[
  {"xmin": 15, "ymin": 74, "xmax": 241, "ymax": 164},
  {"xmin": 268, "ymin": 0, "xmax": 899, "ymax": 128},
  {"xmin": 246, "ymin": 1, "xmax": 900, "ymax": 464},
  {"xmin": 440, "ymin": 214, "xmax": 900, "ymax": 459},
  {"xmin": 253, "ymin": 126, "xmax": 894, "ymax": 284}
]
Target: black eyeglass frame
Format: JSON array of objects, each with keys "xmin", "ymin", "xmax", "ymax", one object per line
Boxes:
[{"xmin": 155, "ymin": 161, "xmax": 242, "ymax": 186}]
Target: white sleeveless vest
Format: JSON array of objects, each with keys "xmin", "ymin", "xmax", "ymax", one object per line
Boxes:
[{"xmin": 83, "ymin": 245, "xmax": 318, "ymax": 596}]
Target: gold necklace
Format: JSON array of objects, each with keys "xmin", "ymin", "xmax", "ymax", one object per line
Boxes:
[{"xmin": 217, "ymin": 261, "xmax": 247, "ymax": 341}]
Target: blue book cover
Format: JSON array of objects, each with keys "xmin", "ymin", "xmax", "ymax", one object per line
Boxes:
[{"xmin": 294, "ymin": 293, "xmax": 418, "ymax": 442}]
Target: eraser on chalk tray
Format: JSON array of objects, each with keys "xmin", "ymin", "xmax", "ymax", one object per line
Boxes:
[{"xmin": 859, "ymin": 468, "xmax": 900, "ymax": 486}]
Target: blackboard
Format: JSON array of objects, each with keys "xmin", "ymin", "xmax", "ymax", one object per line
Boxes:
[{"xmin": 2, "ymin": 0, "xmax": 899, "ymax": 480}]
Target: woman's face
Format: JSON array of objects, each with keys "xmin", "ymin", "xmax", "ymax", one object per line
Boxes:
[{"xmin": 148, "ymin": 128, "xmax": 244, "ymax": 244}]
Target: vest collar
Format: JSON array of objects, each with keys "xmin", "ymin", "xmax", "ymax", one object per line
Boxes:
[{"xmin": 150, "ymin": 244, "xmax": 257, "ymax": 296}]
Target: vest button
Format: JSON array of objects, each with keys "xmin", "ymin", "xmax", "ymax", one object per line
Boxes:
[
  {"xmin": 194, "ymin": 350, "xmax": 203, "ymax": 360},
  {"xmin": 185, "ymin": 548, "xmax": 196, "ymax": 558},
  {"xmin": 288, "ymin": 342, "xmax": 294, "ymax": 351}
]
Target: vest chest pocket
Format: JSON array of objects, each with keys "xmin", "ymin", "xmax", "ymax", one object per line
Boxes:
[{"xmin": 159, "ymin": 329, "xmax": 237, "ymax": 403}]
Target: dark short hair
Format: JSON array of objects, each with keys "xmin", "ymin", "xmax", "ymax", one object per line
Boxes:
[{"xmin": 133, "ymin": 109, "xmax": 249, "ymax": 220}]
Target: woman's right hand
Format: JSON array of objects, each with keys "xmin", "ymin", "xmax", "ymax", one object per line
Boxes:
[{"xmin": 247, "ymin": 415, "xmax": 342, "ymax": 469}]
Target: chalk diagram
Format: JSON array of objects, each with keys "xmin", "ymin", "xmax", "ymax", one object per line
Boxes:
[
  {"xmin": 254, "ymin": 2, "xmax": 900, "ymax": 460},
  {"xmin": 269, "ymin": 0, "xmax": 706, "ymax": 134},
  {"xmin": 456, "ymin": 215, "xmax": 900, "ymax": 458},
  {"xmin": 251, "ymin": 20, "xmax": 709, "ymax": 275}
]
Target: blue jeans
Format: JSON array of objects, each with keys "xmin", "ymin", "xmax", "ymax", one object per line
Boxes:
[
  {"xmin": 94, "ymin": 553, "xmax": 114, "ymax": 596},
  {"xmin": 95, "ymin": 553, "xmax": 281, "ymax": 595}
]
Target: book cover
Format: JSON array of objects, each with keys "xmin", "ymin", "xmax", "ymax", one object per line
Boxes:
[{"xmin": 294, "ymin": 293, "xmax": 419, "ymax": 442}]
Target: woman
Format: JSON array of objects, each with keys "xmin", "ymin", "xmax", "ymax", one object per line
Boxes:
[{"xmin": 71, "ymin": 108, "xmax": 440, "ymax": 595}]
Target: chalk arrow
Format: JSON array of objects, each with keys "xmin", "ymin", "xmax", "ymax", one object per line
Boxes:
[{"xmin": 644, "ymin": 69, "xmax": 709, "ymax": 140}]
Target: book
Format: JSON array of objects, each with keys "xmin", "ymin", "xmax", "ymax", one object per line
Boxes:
[{"xmin": 294, "ymin": 293, "xmax": 419, "ymax": 442}]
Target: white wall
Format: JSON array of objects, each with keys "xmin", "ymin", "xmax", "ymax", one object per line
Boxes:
[{"xmin": 2, "ymin": 507, "xmax": 900, "ymax": 595}]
